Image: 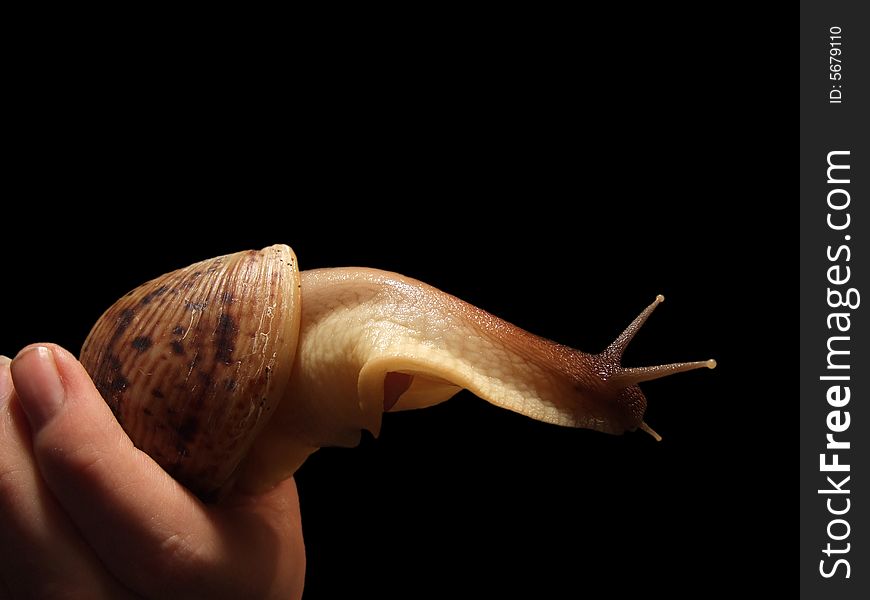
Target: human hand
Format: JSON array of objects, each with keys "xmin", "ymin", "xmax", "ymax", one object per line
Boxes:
[{"xmin": 0, "ymin": 344, "xmax": 305, "ymax": 599}]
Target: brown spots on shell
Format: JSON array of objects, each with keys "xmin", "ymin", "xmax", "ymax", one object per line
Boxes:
[
  {"xmin": 172, "ymin": 325, "xmax": 185, "ymax": 336},
  {"xmin": 197, "ymin": 371, "xmax": 214, "ymax": 388},
  {"xmin": 177, "ymin": 416, "xmax": 199, "ymax": 442},
  {"xmin": 143, "ymin": 407, "xmax": 154, "ymax": 416},
  {"xmin": 140, "ymin": 285, "xmax": 169, "ymax": 305},
  {"xmin": 104, "ymin": 308, "xmax": 136, "ymax": 360},
  {"xmin": 109, "ymin": 372, "xmax": 130, "ymax": 395},
  {"xmin": 131, "ymin": 336, "xmax": 153, "ymax": 352},
  {"xmin": 93, "ymin": 354, "xmax": 129, "ymax": 415},
  {"xmin": 106, "ymin": 354, "xmax": 123, "ymax": 371},
  {"xmin": 150, "ymin": 389, "xmax": 164, "ymax": 399},
  {"xmin": 116, "ymin": 308, "xmax": 134, "ymax": 335},
  {"xmin": 170, "ymin": 340, "xmax": 185, "ymax": 355},
  {"xmin": 215, "ymin": 314, "xmax": 238, "ymax": 364}
]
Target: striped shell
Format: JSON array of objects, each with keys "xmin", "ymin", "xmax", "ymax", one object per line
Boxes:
[{"xmin": 80, "ymin": 245, "xmax": 301, "ymax": 499}]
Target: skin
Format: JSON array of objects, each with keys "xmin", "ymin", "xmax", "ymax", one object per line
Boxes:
[{"xmin": 0, "ymin": 346, "xmax": 305, "ymax": 600}]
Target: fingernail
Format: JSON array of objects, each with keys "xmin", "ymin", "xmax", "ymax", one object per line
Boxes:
[
  {"xmin": 0, "ymin": 356, "xmax": 12, "ymax": 403},
  {"xmin": 11, "ymin": 346, "xmax": 65, "ymax": 430}
]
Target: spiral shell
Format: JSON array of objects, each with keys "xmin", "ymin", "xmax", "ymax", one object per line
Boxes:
[{"xmin": 80, "ymin": 245, "xmax": 300, "ymax": 499}]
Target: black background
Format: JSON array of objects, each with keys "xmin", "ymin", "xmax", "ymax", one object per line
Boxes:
[{"xmin": 1, "ymin": 20, "xmax": 788, "ymax": 599}]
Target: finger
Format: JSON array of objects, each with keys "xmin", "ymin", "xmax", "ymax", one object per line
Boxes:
[
  {"xmin": 14, "ymin": 344, "xmax": 307, "ymax": 598},
  {"xmin": 11, "ymin": 344, "xmax": 219, "ymax": 596},
  {"xmin": 0, "ymin": 355, "xmax": 135, "ymax": 598},
  {"xmin": 220, "ymin": 477, "xmax": 307, "ymax": 598}
]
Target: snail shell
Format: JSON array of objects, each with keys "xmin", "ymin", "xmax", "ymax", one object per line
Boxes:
[{"xmin": 80, "ymin": 245, "xmax": 300, "ymax": 499}]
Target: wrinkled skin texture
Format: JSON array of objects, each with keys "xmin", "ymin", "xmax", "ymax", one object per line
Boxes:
[{"xmin": 0, "ymin": 345, "xmax": 305, "ymax": 599}]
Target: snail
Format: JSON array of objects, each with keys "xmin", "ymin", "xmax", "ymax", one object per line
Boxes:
[{"xmin": 80, "ymin": 244, "xmax": 716, "ymax": 500}]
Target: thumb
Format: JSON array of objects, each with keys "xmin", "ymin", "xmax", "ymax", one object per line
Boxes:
[{"xmin": 10, "ymin": 344, "xmax": 215, "ymax": 594}]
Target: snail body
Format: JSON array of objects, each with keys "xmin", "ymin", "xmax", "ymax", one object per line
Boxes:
[{"xmin": 80, "ymin": 245, "xmax": 715, "ymax": 499}]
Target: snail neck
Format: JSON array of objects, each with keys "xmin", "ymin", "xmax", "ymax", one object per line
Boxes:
[
  {"xmin": 294, "ymin": 267, "xmax": 623, "ymax": 433},
  {"xmin": 237, "ymin": 267, "xmax": 631, "ymax": 493},
  {"xmin": 230, "ymin": 265, "xmax": 715, "ymax": 495}
]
